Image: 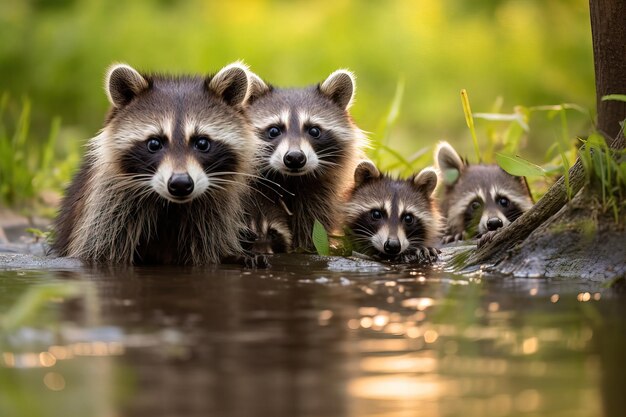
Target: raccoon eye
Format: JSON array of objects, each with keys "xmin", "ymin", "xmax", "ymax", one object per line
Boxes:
[
  {"xmin": 308, "ymin": 126, "xmax": 321, "ymax": 138},
  {"xmin": 370, "ymin": 209, "xmax": 383, "ymax": 220},
  {"xmin": 146, "ymin": 137, "xmax": 163, "ymax": 153},
  {"xmin": 470, "ymin": 200, "xmax": 482, "ymax": 211},
  {"xmin": 267, "ymin": 126, "xmax": 282, "ymax": 139},
  {"xmin": 498, "ymin": 197, "xmax": 510, "ymax": 208},
  {"xmin": 193, "ymin": 136, "xmax": 211, "ymax": 153},
  {"xmin": 403, "ymin": 214, "xmax": 414, "ymax": 225}
]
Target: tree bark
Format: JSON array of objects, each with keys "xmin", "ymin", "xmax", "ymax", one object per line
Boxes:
[
  {"xmin": 463, "ymin": 1, "xmax": 626, "ymax": 269},
  {"xmin": 590, "ymin": 0, "xmax": 626, "ymax": 140}
]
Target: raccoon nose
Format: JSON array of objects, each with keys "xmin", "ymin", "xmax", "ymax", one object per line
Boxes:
[
  {"xmin": 283, "ymin": 151, "xmax": 307, "ymax": 169},
  {"xmin": 486, "ymin": 217, "xmax": 504, "ymax": 231},
  {"xmin": 383, "ymin": 239, "xmax": 402, "ymax": 255},
  {"xmin": 167, "ymin": 173, "xmax": 194, "ymax": 197}
]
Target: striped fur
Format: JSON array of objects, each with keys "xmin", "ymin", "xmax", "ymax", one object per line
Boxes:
[
  {"xmin": 435, "ymin": 141, "xmax": 534, "ymax": 243},
  {"xmin": 52, "ymin": 63, "xmax": 259, "ymax": 265},
  {"xmin": 345, "ymin": 161, "xmax": 442, "ymax": 263},
  {"xmin": 244, "ymin": 69, "xmax": 367, "ymax": 251}
]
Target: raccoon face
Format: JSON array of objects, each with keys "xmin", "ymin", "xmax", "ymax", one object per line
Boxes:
[
  {"xmin": 247, "ymin": 209, "xmax": 292, "ymax": 254},
  {"xmin": 245, "ymin": 70, "xmax": 357, "ymax": 177},
  {"xmin": 435, "ymin": 141, "xmax": 534, "ymax": 238},
  {"xmin": 103, "ymin": 63, "xmax": 254, "ymax": 204},
  {"xmin": 346, "ymin": 161, "xmax": 440, "ymax": 258}
]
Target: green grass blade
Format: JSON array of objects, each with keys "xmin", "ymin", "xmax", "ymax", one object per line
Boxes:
[
  {"xmin": 372, "ymin": 77, "xmax": 405, "ymax": 164},
  {"xmin": 460, "ymin": 89, "xmax": 481, "ymax": 163},
  {"xmin": 601, "ymin": 94, "xmax": 626, "ymax": 102}
]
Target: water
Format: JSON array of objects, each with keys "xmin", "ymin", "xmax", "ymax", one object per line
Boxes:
[{"xmin": 1, "ymin": 254, "xmax": 625, "ymax": 417}]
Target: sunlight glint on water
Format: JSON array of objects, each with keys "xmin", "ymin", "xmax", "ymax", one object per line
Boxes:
[{"xmin": 0, "ymin": 257, "xmax": 618, "ymax": 417}]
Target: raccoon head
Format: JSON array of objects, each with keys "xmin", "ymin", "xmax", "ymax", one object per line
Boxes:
[
  {"xmin": 246, "ymin": 203, "xmax": 293, "ymax": 254},
  {"xmin": 245, "ymin": 70, "xmax": 360, "ymax": 177},
  {"xmin": 435, "ymin": 141, "xmax": 534, "ymax": 238},
  {"xmin": 346, "ymin": 161, "xmax": 441, "ymax": 258},
  {"xmin": 101, "ymin": 62, "xmax": 255, "ymax": 203}
]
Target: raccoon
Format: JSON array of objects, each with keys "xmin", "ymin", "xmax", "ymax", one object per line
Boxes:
[
  {"xmin": 52, "ymin": 62, "xmax": 260, "ymax": 265},
  {"xmin": 244, "ymin": 69, "xmax": 367, "ymax": 251},
  {"xmin": 435, "ymin": 141, "xmax": 534, "ymax": 244},
  {"xmin": 345, "ymin": 161, "xmax": 442, "ymax": 264},
  {"xmin": 243, "ymin": 195, "xmax": 292, "ymax": 254}
]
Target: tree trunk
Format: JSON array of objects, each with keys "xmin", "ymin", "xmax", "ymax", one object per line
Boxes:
[
  {"xmin": 590, "ymin": 0, "xmax": 626, "ymax": 140},
  {"xmin": 461, "ymin": 0, "xmax": 626, "ymax": 273}
]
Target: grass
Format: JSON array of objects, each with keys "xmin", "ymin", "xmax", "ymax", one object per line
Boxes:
[
  {"xmin": 579, "ymin": 132, "xmax": 626, "ymax": 222},
  {"xmin": 0, "ymin": 94, "xmax": 77, "ymax": 220}
]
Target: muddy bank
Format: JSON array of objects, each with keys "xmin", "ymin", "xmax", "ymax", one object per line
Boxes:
[{"xmin": 489, "ymin": 192, "xmax": 626, "ymax": 280}]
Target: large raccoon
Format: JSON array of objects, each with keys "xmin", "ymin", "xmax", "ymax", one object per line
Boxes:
[
  {"xmin": 345, "ymin": 161, "xmax": 442, "ymax": 263},
  {"xmin": 435, "ymin": 141, "xmax": 534, "ymax": 244},
  {"xmin": 244, "ymin": 69, "xmax": 367, "ymax": 251},
  {"xmin": 52, "ymin": 62, "xmax": 259, "ymax": 265}
]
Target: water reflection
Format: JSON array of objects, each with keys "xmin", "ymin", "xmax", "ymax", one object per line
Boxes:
[{"xmin": 0, "ymin": 257, "xmax": 623, "ymax": 417}]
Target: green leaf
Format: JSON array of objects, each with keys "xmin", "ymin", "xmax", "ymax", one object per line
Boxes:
[
  {"xmin": 495, "ymin": 153, "xmax": 546, "ymax": 177},
  {"xmin": 602, "ymin": 94, "xmax": 626, "ymax": 103},
  {"xmin": 312, "ymin": 219, "xmax": 330, "ymax": 256}
]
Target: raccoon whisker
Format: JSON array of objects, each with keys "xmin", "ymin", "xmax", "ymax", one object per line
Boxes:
[
  {"xmin": 316, "ymin": 151, "xmax": 345, "ymax": 160},
  {"xmin": 350, "ymin": 227, "xmax": 375, "ymax": 237},
  {"xmin": 207, "ymin": 172, "xmax": 295, "ymax": 196}
]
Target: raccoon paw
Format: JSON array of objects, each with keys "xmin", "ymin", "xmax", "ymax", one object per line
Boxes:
[
  {"xmin": 401, "ymin": 246, "xmax": 439, "ymax": 264},
  {"xmin": 477, "ymin": 230, "xmax": 498, "ymax": 248},
  {"xmin": 417, "ymin": 246, "xmax": 440, "ymax": 264},
  {"xmin": 442, "ymin": 233, "xmax": 464, "ymax": 244},
  {"xmin": 244, "ymin": 253, "xmax": 270, "ymax": 269}
]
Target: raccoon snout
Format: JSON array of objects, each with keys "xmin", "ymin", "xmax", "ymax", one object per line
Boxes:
[
  {"xmin": 283, "ymin": 151, "xmax": 307, "ymax": 170},
  {"xmin": 167, "ymin": 173, "xmax": 194, "ymax": 198},
  {"xmin": 383, "ymin": 238, "xmax": 402, "ymax": 255},
  {"xmin": 486, "ymin": 217, "xmax": 504, "ymax": 231}
]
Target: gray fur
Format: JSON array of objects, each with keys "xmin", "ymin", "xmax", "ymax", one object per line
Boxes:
[
  {"xmin": 434, "ymin": 141, "xmax": 534, "ymax": 242},
  {"xmin": 52, "ymin": 63, "xmax": 258, "ymax": 265}
]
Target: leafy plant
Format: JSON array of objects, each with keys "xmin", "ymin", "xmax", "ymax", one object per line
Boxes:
[{"xmin": 578, "ymin": 132, "xmax": 626, "ymax": 221}]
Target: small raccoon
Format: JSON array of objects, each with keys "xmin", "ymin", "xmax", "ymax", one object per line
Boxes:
[
  {"xmin": 244, "ymin": 69, "xmax": 367, "ymax": 251},
  {"xmin": 243, "ymin": 195, "xmax": 292, "ymax": 254},
  {"xmin": 345, "ymin": 161, "xmax": 442, "ymax": 264},
  {"xmin": 52, "ymin": 62, "xmax": 259, "ymax": 265},
  {"xmin": 435, "ymin": 141, "xmax": 534, "ymax": 244}
]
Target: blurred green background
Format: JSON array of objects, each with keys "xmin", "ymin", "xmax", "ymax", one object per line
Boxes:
[{"xmin": 0, "ymin": 0, "xmax": 595, "ymax": 215}]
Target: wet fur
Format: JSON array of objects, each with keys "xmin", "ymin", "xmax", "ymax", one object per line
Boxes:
[
  {"xmin": 52, "ymin": 63, "xmax": 257, "ymax": 265},
  {"xmin": 242, "ymin": 193, "xmax": 292, "ymax": 254},
  {"xmin": 345, "ymin": 162, "xmax": 442, "ymax": 264},
  {"xmin": 245, "ymin": 71, "xmax": 367, "ymax": 251}
]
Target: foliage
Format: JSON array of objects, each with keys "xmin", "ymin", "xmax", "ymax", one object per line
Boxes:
[
  {"xmin": 0, "ymin": 94, "xmax": 78, "ymax": 218},
  {"xmin": 495, "ymin": 153, "xmax": 545, "ymax": 177},
  {"xmin": 0, "ymin": 0, "xmax": 594, "ymax": 161},
  {"xmin": 312, "ymin": 219, "xmax": 330, "ymax": 256},
  {"xmin": 578, "ymin": 132, "xmax": 626, "ymax": 221},
  {"xmin": 0, "ymin": 0, "xmax": 601, "ymax": 222}
]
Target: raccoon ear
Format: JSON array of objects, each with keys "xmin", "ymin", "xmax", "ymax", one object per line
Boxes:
[
  {"xmin": 247, "ymin": 72, "xmax": 271, "ymax": 103},
  {"xmin": 105, "ymin": 64, "xmax": 149, "ymax": 108},
  {"xmin": 435, "ymin": 141, "xmax": 464, "ymax": 186},
  {"xmin": 412, "ymin": 167, "xmax": 438, "ymax": 196},
  {"xmin": 208, "ymin": 62, "xmax": 251, "ymax": 107},
  {"xmin": 319, "ymin": 69, "xmax": 356, "ymax": 110},
  {"xmin": 354, "ymin": 160, "xmax": 380, "ymax": 188}
]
